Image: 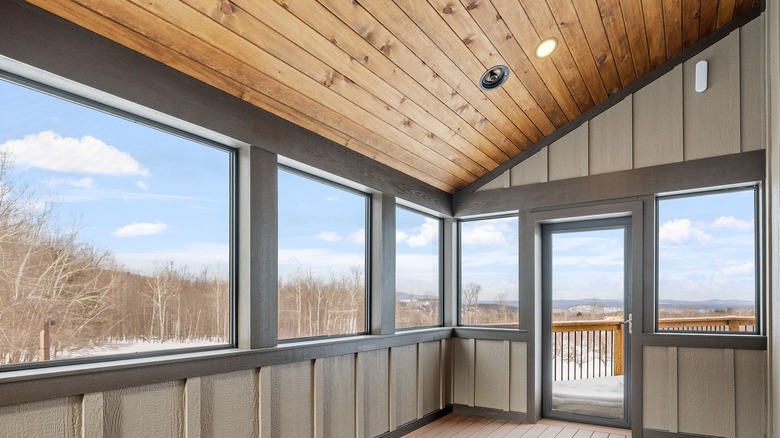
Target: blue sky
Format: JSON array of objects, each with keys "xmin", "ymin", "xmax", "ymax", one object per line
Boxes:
[
  {"xmin": 0, "ymin": 79, "xmax": 230, "ymax": 276},
  {"xmin": 551, "ymin": 228, "xmax": 625, "ymax": 302},
  {"xmin": 657, "ymin": 190, "xmax": 756, "ymax": 303},
  {"xmin": 460, "ymin": 216, "xmax": 519, "ymax": 302},
  {"xmin": 277, "ymin": 169, "xmax": 367, "ymax": 279},
  {"xmin": 396, "ymin": 207, "xmax": 440, "ymax": 297}
]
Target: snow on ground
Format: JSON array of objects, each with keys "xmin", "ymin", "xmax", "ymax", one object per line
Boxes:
[
  {"xmin": 553, "ymin": 375, "xmax": 624, "ymax": 418},
  {"xmin": 56, "ymin": 339, "xmax": 226, "ymax": 360}
]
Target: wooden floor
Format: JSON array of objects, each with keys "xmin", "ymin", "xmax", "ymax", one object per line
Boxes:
[{"xmin": 403, "ymin": 413, "xmax": 631, "ymax": 438}]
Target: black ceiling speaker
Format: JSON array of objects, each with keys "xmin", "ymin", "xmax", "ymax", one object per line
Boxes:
[{"xmin": 479, "ymin": 65, "xmax": 510, "ymax": 90}]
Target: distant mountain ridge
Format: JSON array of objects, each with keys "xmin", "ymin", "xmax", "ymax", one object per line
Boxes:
[{"xmin": 397, "ymin": 293, "xmax": 753, "ymax": 311}]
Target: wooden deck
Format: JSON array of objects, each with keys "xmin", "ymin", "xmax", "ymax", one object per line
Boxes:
[{"xmin": 403, "ymin": 413, "xmax": 631, "ymax": 438}]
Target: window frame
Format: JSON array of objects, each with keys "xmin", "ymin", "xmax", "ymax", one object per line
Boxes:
[
  {"xmin": 654, "ymin": 185, "xmax": 762, "ymax": 335},
  {"xmin": 0, "ymin": 71, "xmax": 239, "ymax": 372},
  {"xmin": 394, "ymin": 204, "xmax": 444, "ymax": 330},
  {"xmin": 457, "ymin": 213, "xmax": 520, "ymax": 328},
  {"xmin": 276, "ymin": 164, "xmax": 372, "ymax": 341}
]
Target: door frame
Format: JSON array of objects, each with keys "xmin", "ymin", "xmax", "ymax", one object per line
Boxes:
[
  {"xmin": 540, "ymin": 216, "xmax": 632, "ymax": 428},
  {"xmin": 521, "ymin": 200, "xmax": 645, "ymax": 436}
]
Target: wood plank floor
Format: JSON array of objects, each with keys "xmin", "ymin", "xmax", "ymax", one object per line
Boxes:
[{"xmin": 403, "ymin": 413, "xmax": 632, "ymax": 438}]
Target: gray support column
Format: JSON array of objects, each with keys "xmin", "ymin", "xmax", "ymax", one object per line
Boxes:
[
  {"xmin": 443, "ymin": 218, "xmax": 458, "ymax": 327},
  {"xmin": 371, "ymin": 193, "xmax": 396, "ymax": 335},
  {"xmin": 520, "ymin": 210, "xmax": 542, "ymax": 422},
  {"xmin": 767, "ymin": 1, "xmax": 780, "ymax": 435},
  {"xmin": 238, "ymin": 146, "xmax": 277, "ymax": 349}
]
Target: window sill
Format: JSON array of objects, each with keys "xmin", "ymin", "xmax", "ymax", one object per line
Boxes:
[
  {"xmin": 640, "ymin": 333, "xmax": 766, "ymax": 350},
  {"xmin": 0, "ymin": 328, "xmax": 452, "ymax": 408},
  {"xmin": 453, "ymin": 326, "xmax": 527, "ymax": 341}
]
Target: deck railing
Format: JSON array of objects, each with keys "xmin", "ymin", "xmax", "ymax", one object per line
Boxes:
[{"xmin": 551, "ymin": 316, "xmax": 755, "ymax": 381}]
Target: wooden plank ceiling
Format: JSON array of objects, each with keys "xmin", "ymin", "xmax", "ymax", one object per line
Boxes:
[{"xmin": 26, "ymin": 0, "xmax": 760, "ymax": 193}]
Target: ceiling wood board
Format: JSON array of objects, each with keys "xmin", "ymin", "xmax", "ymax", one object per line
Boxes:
[{"xmin": 22, "ymin": 0, "xmax": 761, "ymax": 194}]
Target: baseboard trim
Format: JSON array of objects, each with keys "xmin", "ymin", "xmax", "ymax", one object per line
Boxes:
[
  {"xmin": 643, "ymin": 429, "xmax": 724, "ymax": 438},
  {"xmin": 376, "ymin": 405, "xmax": 454, "ymax": 438},
  {"xmin": 452, "ymin": 404, "xmax": 528, "ymax": 423}
]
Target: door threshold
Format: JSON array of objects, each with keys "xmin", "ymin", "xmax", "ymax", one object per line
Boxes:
[{"xmin": 538, "ymin": 417, "xmax": 631, "ymax": 435}]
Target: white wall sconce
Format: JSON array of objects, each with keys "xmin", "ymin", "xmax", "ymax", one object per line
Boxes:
[{"xmin": 695, "ymin": 60, "xmax": 708, "ymax": 93}]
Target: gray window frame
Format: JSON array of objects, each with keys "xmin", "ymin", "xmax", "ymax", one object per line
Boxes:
[
  {"xmin": 277, "ymin": 164, "xmax": 372, "ymax": 341},
  {"xmin": 0, "ymin": 70, "xmax": 239, "ymax": 372},
  {"xmin": 394, "ymin": 204, "xmax": 444, "ymax": 330},
  {"xmin": 654, "ymin": 185, "xmax": 762, "ymax": 335},
  {"xmin": 457, "ymin": 213, "xmax": 520, "ymax": 328}
]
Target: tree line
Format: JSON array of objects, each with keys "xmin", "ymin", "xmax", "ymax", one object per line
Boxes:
[{"xmin": 0, "ymin": 155, "xmax": 228, "ymax": 364}]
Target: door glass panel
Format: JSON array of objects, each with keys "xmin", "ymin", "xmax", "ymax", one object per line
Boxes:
[{"xmin": 549, "ymin": 227, "xmax": 627, "ymax": 420}]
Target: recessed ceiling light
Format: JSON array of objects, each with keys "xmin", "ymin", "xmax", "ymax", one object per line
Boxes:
[
  {"xmin": 535, "ymin": 37, "xmax": 558, "ymax": 58},
  {"xmin": 479, "ymin": 65, "xmax": 510, "ymax": 90}
]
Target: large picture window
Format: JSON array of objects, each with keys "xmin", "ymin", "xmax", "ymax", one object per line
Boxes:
[
  {"xmin": 395, "ymin": 206, "xmax": 441, "ymax": 329},
  {"xmin": 656, "ymin": 187, "xmax": 759, "ymax": 333},
  {"xmin": 277, "ymin": 168, "xmax": 368, "ymax": 339},
  {"xmin": 0, "ymin": 78, "xmax": 233, "ymax": 366},
  {"xmin": 459, "ymin": 215, "xmax": 519, "ymax": 326}
]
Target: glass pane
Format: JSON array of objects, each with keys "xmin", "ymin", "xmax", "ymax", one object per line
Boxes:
[
  {"xmin": 395, "ymin": 207, "xmax": 440, "ymax": 328},
  {"xmin": 550, "ymin": 227, "xmax": 625, "ymax": 419},
  {"xmin": 0, "ymin": 79, "xmax": 232, "ymax": 366},
  {"xmin": 657, "ymin": 189, "xmax": 757, "ymax": 332},
  {"xmin": 459, "ymin": 216, "xmax": 519, "ymax": 326},
  {"xmin": 278, "ymin": 169, "xmax": 367, "ymax": 339}
]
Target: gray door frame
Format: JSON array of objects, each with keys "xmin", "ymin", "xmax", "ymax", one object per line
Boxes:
[
  {"xmin": 521, "ymin": 200, "xmax": 644, "ymax": 436},
  {"xmin": 541, "ymin": 216, "xmax": 632, "ymax": 429}
]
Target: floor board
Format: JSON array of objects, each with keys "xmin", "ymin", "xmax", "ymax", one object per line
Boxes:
[{"xmin": 403, "ymin": 414, "xmax": 632, "ymax": 438}]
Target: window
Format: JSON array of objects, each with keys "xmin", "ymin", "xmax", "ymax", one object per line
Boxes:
[
  {"xmin": 656, "ymin": 187, "xmax": 759, "ymax": 333},
  {"xmin": 459, "ymin": 215, "xmax": 519, "ymax": 326},
  {"xmin": 0, "ymin": 78, "xmax": 233, "ymax": 366},
  {"xmin": 395, "ymin": 206, "xmax": 441, "ymax": 329},
  {"xmin": 277, "ymin": 168, "xmax": 368, "ymax": 339}
]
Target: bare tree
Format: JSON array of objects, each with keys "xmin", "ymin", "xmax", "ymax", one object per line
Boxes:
[{"xmin": 462, "ymin": 282, "xmax": 481, "ymax": 324}]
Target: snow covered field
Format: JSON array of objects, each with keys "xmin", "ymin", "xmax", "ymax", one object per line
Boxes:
[{"xmin": 56, "ymin": 339, "xmax": 227, "ymax": 360}]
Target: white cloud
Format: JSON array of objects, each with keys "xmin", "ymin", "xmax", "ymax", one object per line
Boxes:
[
  {"xmin": 658, "ymin": 219, "xmax": 711, "ymax": 244},
  {"xmin": 278, "ymin": 248, "xmax": 365, "ymax": 278},
  {"xmin": 325, "ymin": 196, "xmax": 340, "ymax": 202},
  {"xmin": 136, "ymin": 181, "xmax": 149, "ymax": 190},
  {"xmin": 43, "ymin": 177, "xmax": 96, "ymax": 189},
  {"xmin": 405, "ymin": 217, "xmax": 439, "ymax": 248},
  {"xmin": 396, "ymin": 230, "xmax": 409, "ymax": 243},
  {"xmin": 462, "ymin": 222, "xmax": 511, "ymax": 246},
  {"xmin": 315, "ymin": 231, "xmax": 342, "ymax": 242},
  {"xmin": 1, "ymin": 131, "xmax": 149, "ymax": 176},
  {"xmin": 711, "ymin": 216, "xmax": 753, "ymax": 231},
  {"xmin": 348, "ymin": 228, "xmax": 366, "ymax": 245},
  {"xmin": 112, "ymin": 221, "xmax": 168, "ymax": 237},
  {"xmin": 719, "ymin": 261, "xmax": 754, "ymax": 276}
]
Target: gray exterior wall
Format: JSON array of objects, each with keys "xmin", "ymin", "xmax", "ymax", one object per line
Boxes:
[
  {"xmin": 0, "ymin": 339, "xmax": 451, "ymax": 437},
  {"xmin": 477, "ymin": 17, "xmax": 766, "ymax": 192}
]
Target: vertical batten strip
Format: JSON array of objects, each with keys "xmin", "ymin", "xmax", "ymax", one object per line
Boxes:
[
  {"xmin": 724, "ymin": 349, "xmax": 737, "ymax": 438},
  {"xmin": 355, "ymin": 354, "xmax": 365, "ymax": 438},
  {"xmin": 82, "ymin": 393, "xmax": 103, "ymax": 438},
  {"xmin": 184, "ymin": 377, "xmax": 201, "ymax": 438},
  {"xmin": 670, "ymin": 346, "xmax": 679, "ymax": 433},
  {"xmin": 258, "ymin": 368, "xmax": 271, "ymax": 438},
  {"xmin": 313, "ymin": 359, "xmax": 325, "ymax": 438}
]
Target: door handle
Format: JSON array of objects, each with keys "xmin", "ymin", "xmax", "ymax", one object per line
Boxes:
[{"xmin": 620, "ymin": 313, "xmax": 632, "ymax": 335}]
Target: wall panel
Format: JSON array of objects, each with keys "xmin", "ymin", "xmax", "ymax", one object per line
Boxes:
[
  {"xmin": 589, "ymin": 96, "xmax": 633, "ymax": 175},
  {"xmin": 453, "ymin": 338, "xmax": 475, "ymax": 406},
  {"xmin": 643, "ymin": 346, "xmax": 677, "ymax": 432},
  {"xmin": 104, "ymin": 381, "xmax": 184, "ymax": 437},
  {"xmin": 683, "ymin": 32, "xmax": 741, "ymax": 161},
  {"xmin": 262, "ymin": 361, "xmax": 313, "ymax": 438},
  {"xmin": 740, "ymin": 15, "xmax": 766, "ymax": 152},
  {"xmin": 633, "ymin": 65, "xmax": 684, "ymax": 168},
  {"xmin": 0, "ymin": 396, "xmax": 81, "ymax": 437},
  {"xmin": 547, "ymin": 124, "xmax": 588, "ymax": 182},
  {"xmin": 510, "ymin": 148, "xmax": 548, "ymax": 186},
  {"xmin": 474, "ymin": 340, "xmax": 510, "ymax": 410},
  {"xmin": 418, "ymin": 341, "xmax": 442, "ymax": 416},
  {"xmin": 390, "ymin": 344, "xmax": 418, "ymax": 429},
  {"xmin": 735, "ymin": 349, "xmax": 766, "ymax": 437},
  {"xmin": 200, "ymin": 370, "xmax": 258, "ymax": 438},
  {"xmin": 677, "ymin": 348, "xmax": 735, "ymax": 437},
  {"xmin": 509, "ymin": 341, "xmax": 527, "ymax": 413},
  {"xmin": 316, "ymin": 354, "xmax": 356, "ymax": 438},
  {"xmin": 357, "ymin": 349, "xmax": 390, "ymax": 438}
]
